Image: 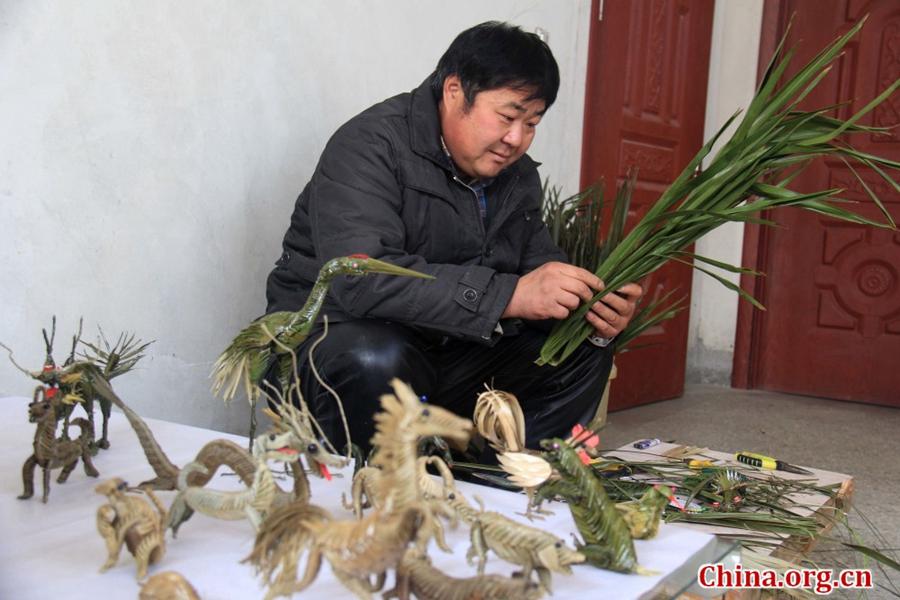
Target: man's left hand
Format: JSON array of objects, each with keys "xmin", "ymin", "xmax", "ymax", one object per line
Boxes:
[{"xmin": 585, "ymin": 282, "xmax": 643, "ymax": 338}]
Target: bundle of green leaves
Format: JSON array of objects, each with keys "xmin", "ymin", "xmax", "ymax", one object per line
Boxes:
[
  {"xmin": 541, "ymin": 175, "xmax": 685, "ymax": 353},
  {"xmin": 539, "ymin": 17, "xmax": 899, "ymax": 366}
]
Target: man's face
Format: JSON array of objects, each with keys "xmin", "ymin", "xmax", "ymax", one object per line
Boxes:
[{"xmin": 439, "ymin": 75, "xmax": 545, "ymax": 180}]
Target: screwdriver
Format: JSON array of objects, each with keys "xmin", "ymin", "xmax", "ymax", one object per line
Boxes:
[{"xmin": 734, "ymin": 451, "xmax": 813, "ymax": 475}]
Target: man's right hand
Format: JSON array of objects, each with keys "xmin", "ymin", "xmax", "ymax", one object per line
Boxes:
[{"xmin": 502, "ymin": 261, "xmax": 603, "ymax": 321}]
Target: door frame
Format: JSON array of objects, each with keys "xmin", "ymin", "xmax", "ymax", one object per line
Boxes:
[{"xmin": 732, "ymin": 0, "xmax": 786, "ymax": 388}]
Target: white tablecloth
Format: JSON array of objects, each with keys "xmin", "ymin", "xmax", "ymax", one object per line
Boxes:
[{"xmin": 0, "ymin": 395, "xmax": 715, "ymax": 599}]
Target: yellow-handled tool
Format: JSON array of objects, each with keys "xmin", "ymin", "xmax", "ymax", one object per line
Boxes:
[{"xmin": 735, "ymin": 451, "xmax": 813, "ymax": 475}]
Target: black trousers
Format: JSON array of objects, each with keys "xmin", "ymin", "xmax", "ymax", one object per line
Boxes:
[{"xmin": 281, "ymin": 320, "xmax": 614, "ymax": 455}]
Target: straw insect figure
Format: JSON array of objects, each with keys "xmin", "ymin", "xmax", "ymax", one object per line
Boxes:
[
  {"xmin": 679, "ymin": 467, "xmax": 751, "ymax": 513},
  {"xmin": 711, "ymin": 469, "xmax": 749, "ymax": 512}
]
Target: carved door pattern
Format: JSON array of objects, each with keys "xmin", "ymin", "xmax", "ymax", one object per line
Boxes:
[
  {"xmin": 580, "ymin": 0, "xmax": 714, "ymax": 409},
  {"xmin": 745, "ymin": 0, "xmax": 900, "ymax": 405}
]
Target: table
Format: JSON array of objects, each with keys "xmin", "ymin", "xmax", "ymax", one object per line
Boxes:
[
  {"xmin": 0, "ymin": 396, "xmax": 718, "ymax": 599},
  {"xmin": 606, "ymin": 442, "xmax": 853, "ymax": 553},
  {"xmin": 606, "ymin": 441, "xmax": 854, "ymax": 600}
]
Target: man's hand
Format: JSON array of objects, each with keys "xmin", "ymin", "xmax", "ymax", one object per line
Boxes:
[
  {"xmin": 502, "ymin": 262, "xmax": 642, "ymax": 338},
  {"xmin": 586, "ymin": 282, "xmax": 642, "ymax": 338},
  {"xmin": 502, "ymin": 262, "xmax": 603, "ymax": 321}
]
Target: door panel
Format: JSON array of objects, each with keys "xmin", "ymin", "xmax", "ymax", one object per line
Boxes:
[
  {"xmin": 750, "ymin": 0, "xmax": 900, "ymax": 405},
  {"xmin": 581, "ymin": 0, "xmax": 714, "ymax": 409}
]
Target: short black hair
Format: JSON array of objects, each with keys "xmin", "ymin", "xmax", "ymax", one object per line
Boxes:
[{"xmin": 431, "ymin": 21, "xmax": 560, "ymax": 111}]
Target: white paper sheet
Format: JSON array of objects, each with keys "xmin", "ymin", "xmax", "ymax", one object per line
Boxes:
[{"xmin": 0, "ymin": 396, "xmax": 715, "ymax": 599}]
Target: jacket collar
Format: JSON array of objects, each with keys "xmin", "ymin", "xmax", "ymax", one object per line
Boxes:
[{"xmin": 407, "ymin": 75, "xmax": 539, "ymax": 179}]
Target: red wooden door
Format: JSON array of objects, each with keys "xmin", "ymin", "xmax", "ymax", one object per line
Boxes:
[
  {"xmin": 743, "ymin": 0, "xmax": 900, "ymax": 406},
  {"xmin": 580, "ymin": 0, "xmax": 715, "ymax": 409}
]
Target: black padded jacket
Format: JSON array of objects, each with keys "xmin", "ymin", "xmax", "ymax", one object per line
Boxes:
[{"xmin": 265, "ymin": 77, "xmax": 566, "ymax": 344}]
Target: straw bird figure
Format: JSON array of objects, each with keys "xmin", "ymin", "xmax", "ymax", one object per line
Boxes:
[
  {"xmin": 473, "ymin": 387, "xmax": 526, "ymax": 454},
  {"xmin": 211, "ymin": 254, "xmax": 433, "ymax": 439},
  {"xmin": 474, "ymin": 387, "xmax": 555, "ymax": 518}
]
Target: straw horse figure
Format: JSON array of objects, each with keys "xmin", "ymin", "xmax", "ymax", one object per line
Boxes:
[{"xmin": 347, "ymin": 379, "xmax": 471, "ymax": 548}]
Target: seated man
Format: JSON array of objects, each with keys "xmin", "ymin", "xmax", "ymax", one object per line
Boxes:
[{"xmin": 265, "ymin": 21, "xmax": 641, "ymax": 454}]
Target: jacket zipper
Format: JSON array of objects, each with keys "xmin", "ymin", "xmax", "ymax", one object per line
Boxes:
[
  {"xmin": 495, "ymin": 174, "xmax": 520, "ymax": 226},
  {"xmin": 452, "ymin": 173, "xmax": 521, "ymax": 258},
  {"xmin": 452, "ymin": 176, "xmax": 487, "ymax": 239}
]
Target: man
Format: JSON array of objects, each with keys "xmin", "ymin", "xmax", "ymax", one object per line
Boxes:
[{"xmin": 266, "ymin": 22, "xmax": 642, "ymax": 454}]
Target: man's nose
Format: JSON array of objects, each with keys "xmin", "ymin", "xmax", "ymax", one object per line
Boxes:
[{"xmin": 502, "ymin": 122, "xmax": 523, "ymax": 147}]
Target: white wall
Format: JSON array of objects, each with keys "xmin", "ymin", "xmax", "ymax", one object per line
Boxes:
[
  {"xmin": 686, "ymin": 0, "xmax": 764, "ymax": 384},
  {"xmin": 0, "ymin": 1, "xmax": 591, "ymax": 432}
]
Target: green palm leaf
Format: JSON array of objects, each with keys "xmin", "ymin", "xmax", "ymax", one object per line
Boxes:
[{"xmin": 539, "ymin": 16, "xmax": 898, "ymax": 366}]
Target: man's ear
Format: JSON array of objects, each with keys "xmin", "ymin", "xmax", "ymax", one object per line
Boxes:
[{"xmin": 442, "ymin": 75, "xmax": 463, "ymax": 107}]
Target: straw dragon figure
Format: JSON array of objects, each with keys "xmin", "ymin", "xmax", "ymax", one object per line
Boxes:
[
  {"xmin": 3, "ymin": 317, "xmax": 151, "ymax": 453},
  {"xmin": 211, "ymin": 255, "xmax": 433, "ymax": 441},
  {"xmin": 89, "ymin": 373, "xmax": 344, "ymax": 499},
  {"xmin": 290, "ymin": 503, "xmax": 431, "ymax": 599},
  {"xmin": 398, "ymin": 461, "xmax": 570, "ymax": 597},
  {"xmin": 167, "ymin": 429, "xmax": 306, "ymax": 535},
  {"xmin": 245, "ymin": 379, "xmax": 472, "ymax": 600},
  {"xmin": 341, "ymin": 379, "xmax": 472, "ymax": 551},
  {"xmin": 247, "ymin": 497, "xmax": 430, "ymax": 600},
  {"xmin": 95, "ymin": 477, "xmax": 167, "ymax": 579},
  {"xmin": 348, "ymin": 439, "xmax": 577, "ymax": 594},
  {"xmin": 18, "ymin": 391, "xmax": 99, "ymax": 502},
  {"xmin": 243, "ymin": 501, "xmax": 333, "ymax": 600}
]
